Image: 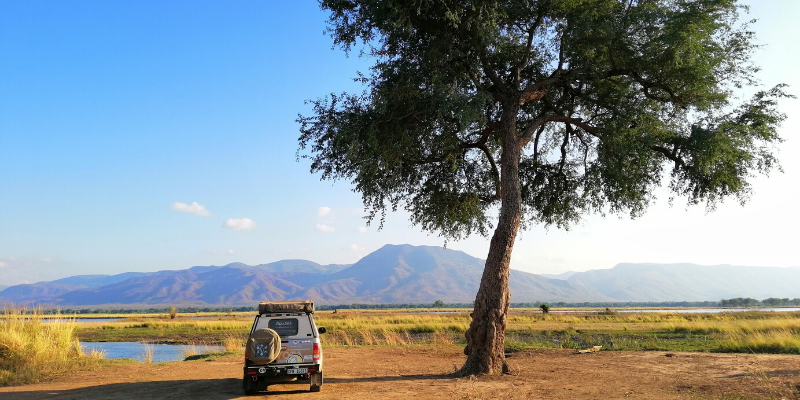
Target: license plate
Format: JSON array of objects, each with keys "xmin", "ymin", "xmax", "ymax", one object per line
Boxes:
[{"xmin": 287, "ymin": 368, "xmax": 308, "ymax": 374}]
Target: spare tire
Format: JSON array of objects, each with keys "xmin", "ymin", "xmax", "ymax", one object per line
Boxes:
[{"xmin": 247, "ymin": 328, "xmax": 281, "ymax": 364}]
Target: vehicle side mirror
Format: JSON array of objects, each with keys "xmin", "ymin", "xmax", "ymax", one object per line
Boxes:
[{"xmin": 318, "ymin": 327, "xmax": 327, "ymax": 334}]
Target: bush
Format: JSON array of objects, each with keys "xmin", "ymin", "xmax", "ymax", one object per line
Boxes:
[
  {"xmin": 539, "ymin": 303, "xmax": 551, "ymax": 314},
  {"xmin": 0, "ymin": 311, "xmax": 91, "ymax": 386}
]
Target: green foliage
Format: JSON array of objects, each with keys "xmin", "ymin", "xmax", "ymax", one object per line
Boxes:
[
  {"xmin": 298, "ymin": 0, "xmax": 789, "ymax": 237},
  {"xmin": 720, "ymin": 297, "xmax": 760, "ymax": 307},
  {"xmin": 539, "ymin": 303, "xmax": 551, "ymax": 314}
]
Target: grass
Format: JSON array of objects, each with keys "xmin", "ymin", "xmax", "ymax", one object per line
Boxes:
[
  {"xmin": 2, "ymin": 307, "xmax": 798, "ymax": 387},
  {"xmin": 180, "ymin": 336, "xmax": 245, "ymax": 359},
  {"xmin": 183, "ymin": 351, "xmax": 240, "ymax": 361},
  {"xmin": 312, "ymin": 310, "xmax": 800, "ymax": 353},
  {"xmin": 141, "ymin": 343, "xmax": 154, "ymax": 363},
  {"xmin": 0, "ymin": 310, "xmax": 105, "ymax": 386},
  {"xmin": 62, "ymin": 308, "xmax": 800, "ymax": 354}
]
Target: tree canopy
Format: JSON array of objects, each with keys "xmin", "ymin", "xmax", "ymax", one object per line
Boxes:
[
  {"xmin": 299, "ymin": 0, "xmax": 788, "ymax": 238},
  {"xmin": 298, "ymin": 0, "xmax": 789, "ymax": 375}
]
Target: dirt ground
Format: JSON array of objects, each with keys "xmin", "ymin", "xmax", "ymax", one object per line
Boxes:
[{"xmin": 1, "ymin": 347, "xmax": 799, "ymax": 399}]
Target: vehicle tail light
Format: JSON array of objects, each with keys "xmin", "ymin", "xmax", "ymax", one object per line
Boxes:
[{"xmin": 313, "ymin": 342, "xmax": 321, "ymax": 361}]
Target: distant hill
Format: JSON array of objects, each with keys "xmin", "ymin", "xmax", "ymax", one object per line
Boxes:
[
  {"xmin": 567, "ymin": 263, "xmax": 800, "ymax": 301},
  {"xmin": 299, "ymin": 245, "xmax": 604, "ymax": 303},
  {"xmin": 0, "ymin": 272, "xmax": 157, "ymax": 304},
  {"xmin": 49, "ymin": 272, "xmax": 154, "ymax": 288},
  {"xmin": 0, "ymin": 283, "xmax": 85, "ymax": 303},
  {"xmin": 4, "ymin": 251, "xmax": 797, "ymax": 306},
  {"xmin": 0, "ymin": 245, "xmax": 602, "ymax": 306},
  {"xmin": 540, "ymin": 271, "xmax": 579, "ymax": 280},
  {"xmin": 246, "ymin": 260, "xmax": 350, "ymax": 274}
]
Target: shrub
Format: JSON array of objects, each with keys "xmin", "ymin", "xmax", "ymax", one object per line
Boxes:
[
  {"xmin": 222, "ymin": 334, "xmax": 244, "ymax": 352},
  {"xmin": 0, "ymin": 311, "xmax": 85, "ymax": 385},
  {"xmin": 539, "ymin": 303, "xmax": 551, "ymax": 314}
]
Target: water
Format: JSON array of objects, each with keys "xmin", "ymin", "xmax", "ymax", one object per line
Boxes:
[
  {"xmin": 44, "ymin": 317, "xmax": 124, "ymax": 323},
  {"xmin": 411, "ymin": 307, "xmax": 800, "ymax": 314},
  {"xmin": 80, "ymin": 342, "xmax": 224, "ymax": 363},
  {"xmin": 531, "ymin": 307, "xmax": 800, "ymax": 314}
]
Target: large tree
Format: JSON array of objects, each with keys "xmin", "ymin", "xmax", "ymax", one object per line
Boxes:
[{"xmin": 298, "ymin": 0, "xmax": 789, "ymax": 375}]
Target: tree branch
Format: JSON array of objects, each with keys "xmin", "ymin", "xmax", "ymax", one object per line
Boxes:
[
  {"xmin": 479, "ymin": 49, "xmax": 506, "ymax": 93},
  {"xmin": 460, "ymin": 123, "xmax": 502, "ymax": 200},
  {"xmin": 558, "ymin": 125, "xmax": 571, "ymax": 174},
  {"xmin": 546, "ymin": 116, "xmax": 601, "ymax": 137},
  {"xmin": 515, "ymin": 10, "xmax": 543, "ymax": 84},
  {"xmin": 532, "ymin": 124, "xmax": 545, "ymax": 163},
  {"xmin": 521, "ymin": 115, "xmax": 601, "ymax": 145},
  {"xmin": 518, "ymin": 73, "xmax": 562, "ymax": 105},
  {"xmin": 477, "ymin": 143, "xmax": 502, "ymax": 200},
  {"xmin": 650, "ymin": 144, "xmax": 687, "ymax": 170}
]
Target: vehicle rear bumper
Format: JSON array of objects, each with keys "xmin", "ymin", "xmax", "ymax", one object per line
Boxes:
[{"xmin": 244, "ymin": 363, "xmax": 322, "ymax": 378}]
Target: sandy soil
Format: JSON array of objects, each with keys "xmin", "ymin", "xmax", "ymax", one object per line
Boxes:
[{"xmin": 1, "ymin": 347, "xmax": 799, "ymax": 399}]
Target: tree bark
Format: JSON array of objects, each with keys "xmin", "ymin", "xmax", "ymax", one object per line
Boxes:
[{"xmin": 460, "ymin": 106, "xmax": 523, "ymax": 376}]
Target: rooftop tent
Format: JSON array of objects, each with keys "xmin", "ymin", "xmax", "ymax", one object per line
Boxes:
[{"xmin": 258, "ymin": 300, "xmax": 314, "ymax": 314}]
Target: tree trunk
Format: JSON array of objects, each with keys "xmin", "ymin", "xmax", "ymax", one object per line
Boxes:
[{"xmin": 460, "ymin": 107, "xmax": 523, "ymax": 376}]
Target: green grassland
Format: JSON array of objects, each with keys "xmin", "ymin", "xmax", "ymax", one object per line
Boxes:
[
  {"xmin": 3, "ymin": 308, "xmax": 799, "ymax": 386},
  {"xmin": 69, "ymin": 308, "xmax": 800, "ymax": 354}
]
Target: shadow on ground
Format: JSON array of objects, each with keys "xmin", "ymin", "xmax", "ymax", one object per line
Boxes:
[
  {"xmin": 1, "ymin": 379, "xmax": 244, "ymax": 399},
  {"xmin": 326, "ymin": 373, "xmax": 455, "ymax": 384},
  {"xmin": 720, "ymin": 370, "xmax": 800, "ymax": 379},
  {"xmin": 2, "ymin": 374, "xmax": 457, "ymax": 399}
]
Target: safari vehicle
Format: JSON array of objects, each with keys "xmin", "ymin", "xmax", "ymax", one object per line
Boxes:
[{"xmin": 243, "ymin": 300, "xmax": 326, "ymax": 395}]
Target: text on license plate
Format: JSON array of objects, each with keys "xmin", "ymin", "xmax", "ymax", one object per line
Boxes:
[{"xmin": 287, "ymin": 368, "xmax": 308, "ymax": 374}]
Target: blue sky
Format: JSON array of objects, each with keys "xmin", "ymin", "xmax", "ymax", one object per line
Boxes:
[{"xmin": 1, "ymin": 1, "xmax": 798, "ymax": 286}]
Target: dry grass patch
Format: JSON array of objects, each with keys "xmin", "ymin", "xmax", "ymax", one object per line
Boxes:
[{"xmin": 0, "ymin": 310, "xmax": 103, "ymax": 386}]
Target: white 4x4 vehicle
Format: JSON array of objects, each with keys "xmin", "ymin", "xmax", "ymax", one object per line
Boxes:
[{"xmin": 243, "ymin": 301, "xmax": 326, "ymax": 394}]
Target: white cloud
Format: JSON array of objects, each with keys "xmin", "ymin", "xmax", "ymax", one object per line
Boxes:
[
  {"xmin": 224, "ymin": 218, "xmax": 256, "ymax": 231},
  {"xmin": 350, "ymin": 244, "xmax": 366, "ymax": 253},
  {"xmin": 317, "ymin": 207, "xmax": 332, "ymax": 217},
  {"xmin": 171, "ymin": 201, "xmax": 211, "ymax": 216},
  {"xmin": 0, "ymin": 261, "xmax": 6, "ymax": 268},
  {"xmin": 40, "ymin": 258, "xmax": 54, "ymax": 263},
  {"xmin": 357, "ymin": 226, "xmax": 368, "ymax": 233},
  {"xmin": 315, "ymin": 224, "xmax": 335, "ymax": 233},
  {"xmin": 207, "ymin": 249, "xmax": 234, "ymax": 255}
]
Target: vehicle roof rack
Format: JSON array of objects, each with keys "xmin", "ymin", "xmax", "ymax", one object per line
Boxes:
[{"xmin": 258, "ymin": 300, "xmax": 314, "ymax": 314}]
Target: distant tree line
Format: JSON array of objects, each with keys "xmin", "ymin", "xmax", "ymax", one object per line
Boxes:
[
  {"xmin": 719, "ymin": 297, "xmax": 800, "ymax": 307},
  {"xmin": 31, "ymin": 306, "xmax": 255, "ymax": 315},
  {"xmin": 12, "ymin": 298, "xmax": 800, "ymax": 314}
]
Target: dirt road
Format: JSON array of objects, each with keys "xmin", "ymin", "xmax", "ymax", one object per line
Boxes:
[{"xmin": 1, "ymin": 347, "xmax": 799, "ymax": 399}]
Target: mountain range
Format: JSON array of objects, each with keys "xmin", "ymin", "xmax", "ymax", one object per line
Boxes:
[
  {"xmin": 1, "ymin": 244, "xmax": 798, "ymax": 306},
  {"xmin": 566, "ymin": 263, "xmax": 800, "ymax": 301}
]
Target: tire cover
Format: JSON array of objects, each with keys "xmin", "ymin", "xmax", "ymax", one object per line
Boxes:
[{"xmin": 247, "ymin": 328, "xmax": 281, "ymax": 364}]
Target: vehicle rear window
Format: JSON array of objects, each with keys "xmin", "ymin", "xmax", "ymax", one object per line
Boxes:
[{"xmin": 268, "ymin": 318, "xmax": 299, "ymax": 337}]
